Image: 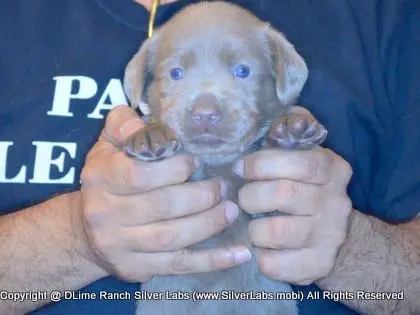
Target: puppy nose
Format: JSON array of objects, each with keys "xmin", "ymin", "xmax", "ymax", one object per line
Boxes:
[{"xmin": 191, "ymin": 105, "xmax": 221, "ymax": 126}]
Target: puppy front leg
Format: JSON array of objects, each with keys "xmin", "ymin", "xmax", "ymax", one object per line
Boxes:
[
  {"xmin": 124, "ymin": 120, "xmax": 181, "ymax": 161},
  {"xmin": 123, "ymin": 121, "xmax": 198, "ymax": 315},
  {"xmin": 264, "ymin": 106, "xmax": 328, "ymax": 150},
  {"xmin": 253, "ymin": 105, "xmax": 326, "ymax": 223}
]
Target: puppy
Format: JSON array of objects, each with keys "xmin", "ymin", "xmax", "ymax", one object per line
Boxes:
[{"xmin": 123, "ymin": 2, "xmax": 327, "ymax": 315}]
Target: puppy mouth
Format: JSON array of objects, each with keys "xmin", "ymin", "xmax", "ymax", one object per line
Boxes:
[{"xmin": 188, "ymin": 134, "xmax": 226, "ymax": 146}]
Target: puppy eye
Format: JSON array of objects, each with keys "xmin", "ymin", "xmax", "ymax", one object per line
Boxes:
[
  {"xmin": 169, "ymin": 67, "xmax": 185, "ymax": 80},
  {"xmin": 233, "ymin": 64, "xmax": 251, "ymax": 78}
]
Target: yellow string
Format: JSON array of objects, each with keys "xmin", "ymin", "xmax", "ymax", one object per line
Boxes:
[{"xmin": 148, "ymin": 0, "xmax": 160, "ymax": 38}]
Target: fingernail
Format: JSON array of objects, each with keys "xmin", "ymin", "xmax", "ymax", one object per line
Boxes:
[
  {"xmin": 120, "ymin": 118, "xmax": 144, "ymax": 139},
  {"xmin": 220, "ymin": 180, "xmax": 228, "ymax": 199},
  {"xmin": 233, "ymin": 159, "xmax": 244, "ymax": 177},
  {"xmin": 233, "ymin": 248, "xmax": 252, "ymax": 264},
  {"xmin": 225, "ymin": 202, "xmax": 239, "ymax": 223}
]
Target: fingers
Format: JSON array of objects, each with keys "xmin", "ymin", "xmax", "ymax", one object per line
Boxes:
[
  {"xmin": 122, "ymin": 201, "xmax": 239, "ymax": 252},
  {"xmin": 83, "ymin": 153, "xmax": 197, "ymax": 195},
  {"xmin": 139, "ymin": 246, "xmax": 252, "ymax": 276},
  {"xmin": 234, "ymin": 148, "xmax": 334, "ymax": 185},
  {"xmin": 234, "ymin": 146, "xmax": 353, "ymax": 285},
  {"xmin": 248, "ymin": 216, "xmax": 314, "ymax": 250},
  {"xmin": 117, "ymin": 179, "xmax": 227, "ymax": 225},
  {"xmin": 257, "ymin": 247, "xmax": 336, "ymax": 284},
  {"xmin": 238, "ymin": 179, "xmax": 322, "ymax": 215}
]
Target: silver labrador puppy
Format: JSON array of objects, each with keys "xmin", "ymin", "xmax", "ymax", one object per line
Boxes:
[{"xmin": 123, "ymin": 2, "xmax": 327, "ymax": 315}]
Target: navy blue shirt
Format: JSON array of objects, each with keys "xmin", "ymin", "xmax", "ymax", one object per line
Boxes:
[{"xmin": 1, "ymin": 0, "xmax": 419, "ymax": 314}]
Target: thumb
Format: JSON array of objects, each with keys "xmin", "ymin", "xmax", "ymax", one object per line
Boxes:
[{"xmin": 101, "ymin": 105, "xmax": 146, "ymax": 148}]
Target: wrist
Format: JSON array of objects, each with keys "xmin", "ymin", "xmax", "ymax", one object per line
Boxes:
[{"xmin": 65, "ymin": 191, "xmax": 109, "ymax": 280}]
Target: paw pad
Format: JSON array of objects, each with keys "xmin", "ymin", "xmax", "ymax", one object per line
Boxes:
[
  {"xmin": 267, "ymin": 113, "xmax": 327, "ymax": 150},
  {"xmin": 124, "ymin": 123, "xmax": 181, "ymax": 161}
]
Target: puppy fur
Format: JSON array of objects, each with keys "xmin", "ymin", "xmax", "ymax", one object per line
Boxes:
[{"xmin": 123, "ymin": 2, "xmax": 327, "ymax": 315}]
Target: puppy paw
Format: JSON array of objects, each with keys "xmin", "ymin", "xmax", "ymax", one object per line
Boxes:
[
  {"xmin": 123, "ymin": 123, "xmax": 181, "ymax": 161},
  {"xmin": 266, "ymin": 112, "xmax": 327, "ymax": 150}
]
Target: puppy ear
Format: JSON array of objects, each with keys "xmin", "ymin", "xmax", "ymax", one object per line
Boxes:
[
  {"xmin": 123, "ymin": 34, "xmax": 159, "ymax": 116},
  {"xmin": 264, "ymin": 25, "xmax": 308, "ymax": 106}
]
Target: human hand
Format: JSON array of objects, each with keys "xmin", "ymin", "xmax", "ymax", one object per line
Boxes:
[
  {"xmin": 234, "ymin": 147, "xmax": 352, "ymax": 285},
  {"xmin": 80, "ymin": 105, "xmax": 250, "ymax": 283}
]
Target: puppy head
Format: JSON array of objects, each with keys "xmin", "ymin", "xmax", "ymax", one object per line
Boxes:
[{"xmin": 124, "ymin": 1, "xmax": 308, "ymax": 164}]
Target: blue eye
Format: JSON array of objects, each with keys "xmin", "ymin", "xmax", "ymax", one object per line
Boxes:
[
  {"xmin": 233, "ymin": 64, "xmax": 251, "ymax": 78},
  {"xmin": 170, "ymin": 67, "xmax": 184, "ymax": 80}
]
